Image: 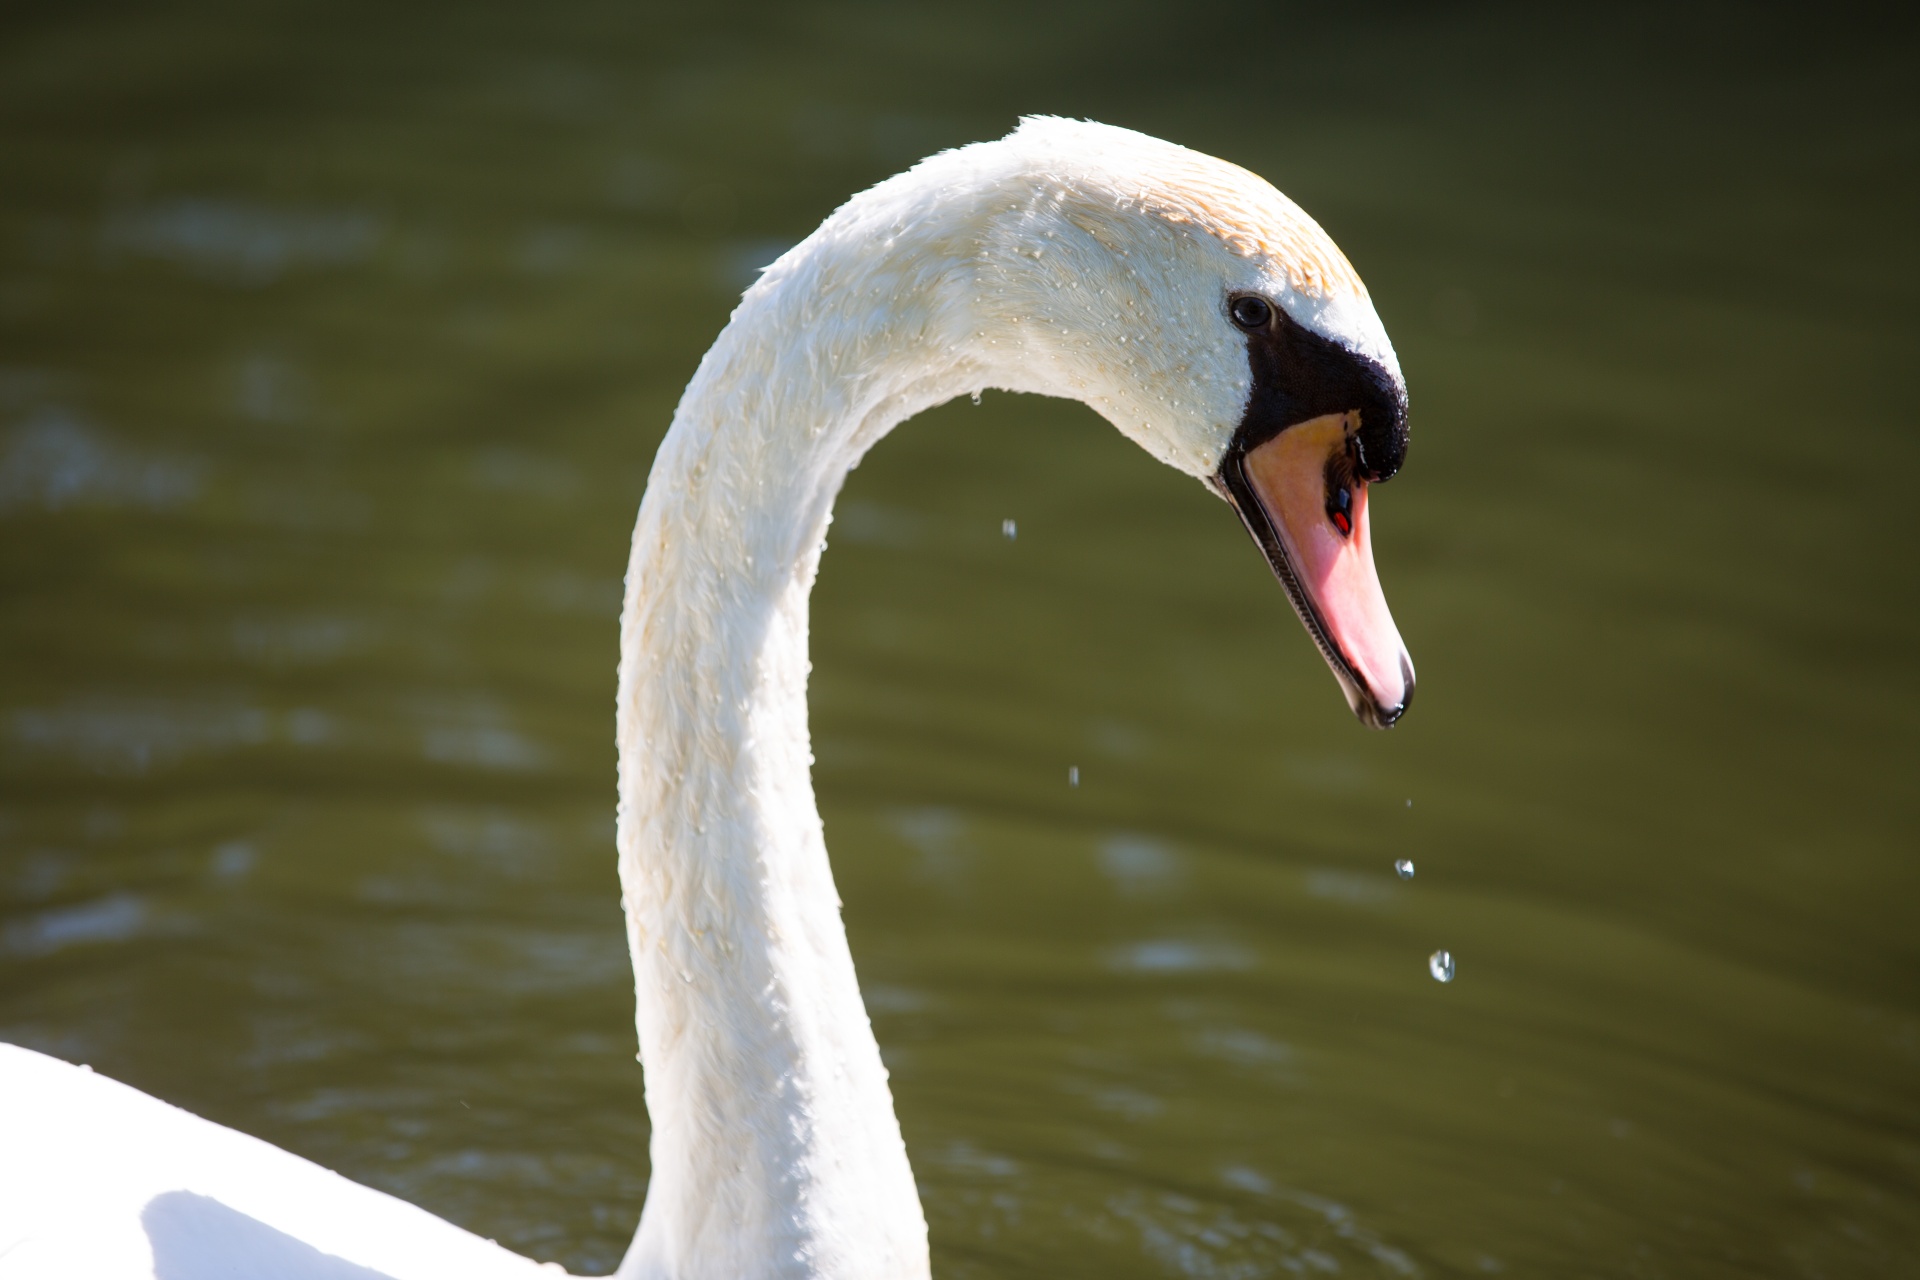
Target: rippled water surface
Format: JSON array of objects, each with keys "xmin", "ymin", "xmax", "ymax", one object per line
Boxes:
[{"xmin": 3, "ymin": 4, "xmax": 1917, "ymax": 1276}]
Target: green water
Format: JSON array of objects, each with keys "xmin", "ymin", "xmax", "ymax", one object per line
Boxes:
[{"xmin": 3, "ymin": 3, "xmax": 1917, "ymax": 1275}]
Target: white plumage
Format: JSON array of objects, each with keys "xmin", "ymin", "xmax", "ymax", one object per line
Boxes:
[{"xmin": 0, "ymin": 117, "xmax": 1401, "ymax": 1280}]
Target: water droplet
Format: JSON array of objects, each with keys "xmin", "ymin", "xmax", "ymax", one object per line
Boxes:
[
  {"xmin": 1002, "ymin": 518, "xmax": 1017, "ymax": 540},
  {"xmin": 1405, "ymin": 798, "xmax": 1412, "ymax": 808},
  {"xmin": 1394, "ymin": 858, "xmax": 1415, "ymax": 879},
  {"xmin": 1428, "ymin": 949, "xmax": 1455, "ymax": 983},
  {"xmin": 971, "ymin": 390, "xmax": 983, "ymax": 406},
  {"xmin": 1068, "ymin": 765, "xmax": 1080, "ymax": 787}
]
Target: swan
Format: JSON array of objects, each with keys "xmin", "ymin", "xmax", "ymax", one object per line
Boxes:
[{"xmin": 0, "ymin": 116, "xmax": 1413, "ymax": 1280}]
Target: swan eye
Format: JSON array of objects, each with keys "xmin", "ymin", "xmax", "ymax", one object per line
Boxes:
[
  {"xmin": 1229, "ymin": 295, "xmax": 1272, "ymax": 331},
  {"xmin": 1327, "ymin": 485, "xmax": 1353, "ymax": 537}
]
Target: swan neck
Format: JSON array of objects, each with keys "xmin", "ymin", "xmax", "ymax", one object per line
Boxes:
[{"xmin": 611, "ymin": 207, "xmax": 993, "ymax": 1280}]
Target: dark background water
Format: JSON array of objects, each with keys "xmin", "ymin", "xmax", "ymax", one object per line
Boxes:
[{"xmin": 3, "ymin": 2, "xmax": 1917, "ymax": 1275}]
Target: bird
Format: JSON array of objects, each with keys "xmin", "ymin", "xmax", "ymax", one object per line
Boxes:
[{"xmin": 0, "ymin": 116, "xmax": 1413, "ymax": 1280}]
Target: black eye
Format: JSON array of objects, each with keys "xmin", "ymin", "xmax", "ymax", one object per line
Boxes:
[{"xmin": 1228, "ymin": 295, "xmax": 1272, "ymax": 331}]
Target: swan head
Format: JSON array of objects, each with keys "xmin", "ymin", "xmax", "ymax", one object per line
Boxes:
[{"xmin": 972, "ymin": 118, "xmax": 1415, "ymax": 726}]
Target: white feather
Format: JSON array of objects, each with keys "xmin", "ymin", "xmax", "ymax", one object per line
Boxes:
[{"xmin": 0, "ymin": 117, "xmax": 1397, "ymax": 1280}]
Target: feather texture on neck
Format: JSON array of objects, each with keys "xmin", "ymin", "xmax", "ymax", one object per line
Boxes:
[{"xmin": 612, "ymin": 145, "xmax": 997, "ymax": 1280}]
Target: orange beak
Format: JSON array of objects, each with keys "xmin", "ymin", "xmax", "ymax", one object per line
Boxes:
[{"xmin": 1220, "ymin": 412, "xmax": 1414, "ymax": 727}]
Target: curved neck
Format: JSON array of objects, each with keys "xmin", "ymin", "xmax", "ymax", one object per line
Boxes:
[{"xmin": 612, "ymin": 170, "xmax": 1016, "ymax": 1280}]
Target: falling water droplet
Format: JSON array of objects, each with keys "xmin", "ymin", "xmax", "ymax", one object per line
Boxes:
[
  {"xmin": 1405, "ymin": 798, "xmax": 1413, "ymax": 808},
  {"xmin": 1002, "ymin": 519, "xmax": 1017, "ymax": 540},
  {"xmin": 1395, "ymin": 859, "xmax": 1415, "ymax": 879},
  {"xmin": 1068, "ymin": 765, "xmax": 1080, "ymax": 787},
  {"xmin": 1428, "ymin": 950, "xmax": 1455, "ymax": 983}
]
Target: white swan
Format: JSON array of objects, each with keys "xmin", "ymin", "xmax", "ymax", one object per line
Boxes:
[{"xmin": 0, "ymin": 117, "xmax": 1413, "ymax": 1280}]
